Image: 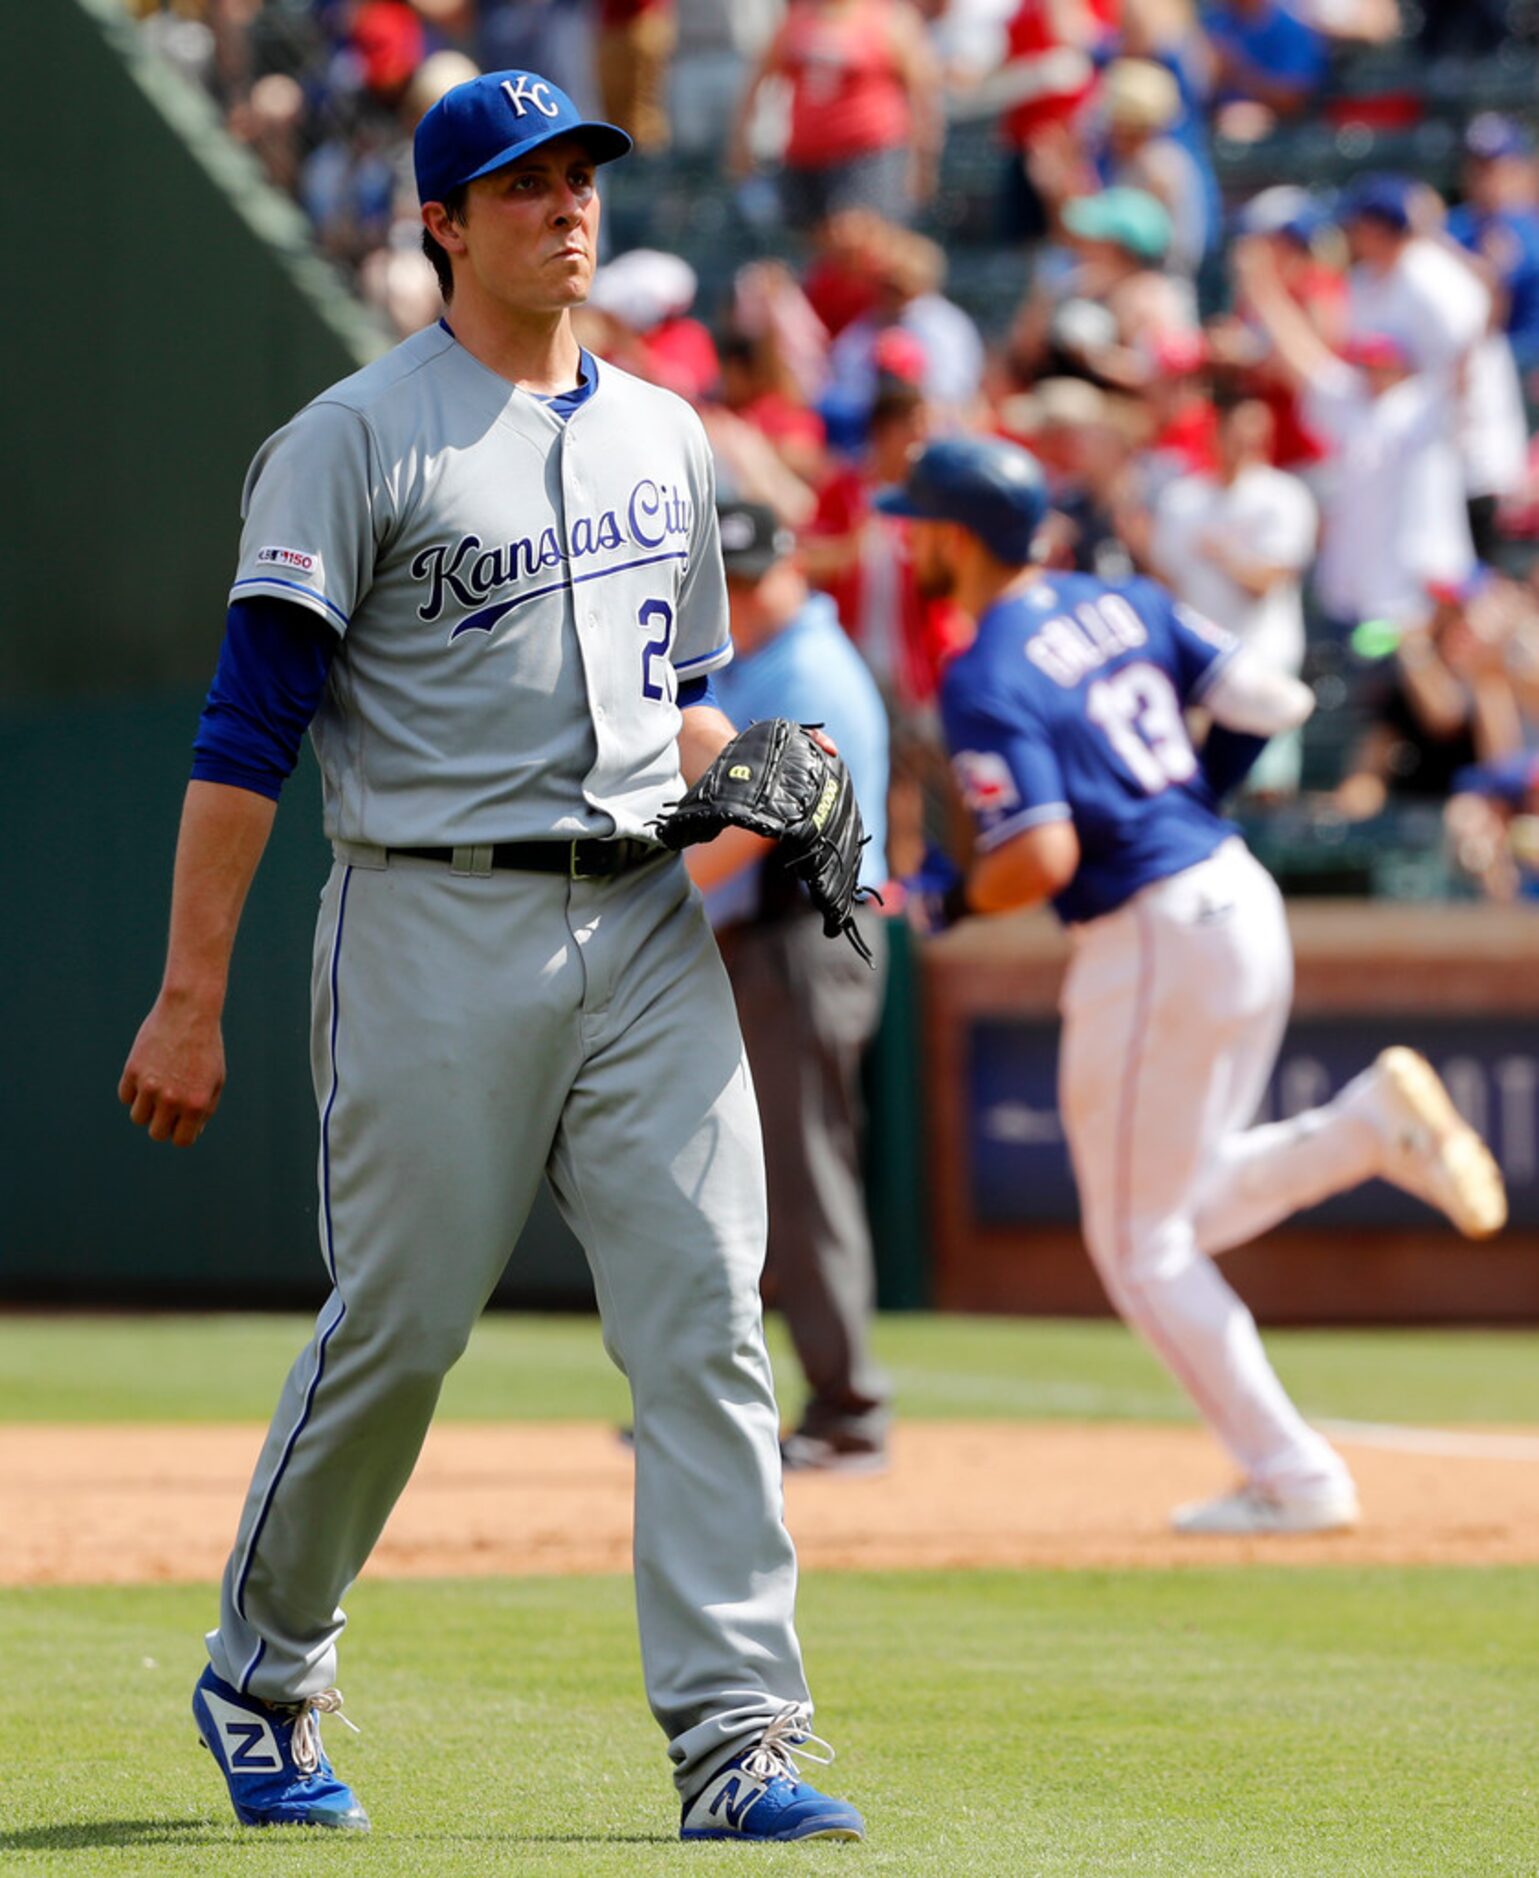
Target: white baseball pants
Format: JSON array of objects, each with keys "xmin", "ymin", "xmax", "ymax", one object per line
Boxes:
[{"xmin": 1060, "ymin": 839, "xmax": 1380, "ymax": 1494}]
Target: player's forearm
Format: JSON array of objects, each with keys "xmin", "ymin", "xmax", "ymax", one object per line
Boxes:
[
  {"xmin": 1394, "ymin": 636, "xmax": 1468, "ymax": 739},
  {"xmin": 676, "ymin": 704, "xmax": 776, "ymax": 884},
  {"xmin": 1470, "ymin": 673, "xmax": 1525, "ymax": 764},
  {"xmin": 677, "ymin": 704, "xmax": 740, "ymax": 786},
  {"xmin": 158, "ymin": 781, "xmax": 278, "ymax": 1010},
  {"xmin": 1240, "ymin": 259, "xmax": 1334, "ymax": 389},
  {"xmin": 966, "ymin": 820, "xmax": 1081, "ymax": 914},
  {"xmin": 686, "ymin": 824, "xmax": 776, "ymax": 891},
  {"xmin": 949, "ymin": 47, "xmax": 1093, "ymax": 119},
  {"xmin": 966, "ymin": 853, "xmax": 1046, "ymax": 914},
  {"xmin": 1207, "ymin": 546, "xmax": 1292, "ymax": 599}
]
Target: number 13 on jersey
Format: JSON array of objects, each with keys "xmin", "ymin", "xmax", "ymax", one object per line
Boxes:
[{"xmin": 1086, "ymin": 662, "xmax": 1198, "ymax": 794}]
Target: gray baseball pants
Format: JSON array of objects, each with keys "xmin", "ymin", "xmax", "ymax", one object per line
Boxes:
[{"xmin": 206, "ymin": 848, "xmax": 810, "ymax": 1793}]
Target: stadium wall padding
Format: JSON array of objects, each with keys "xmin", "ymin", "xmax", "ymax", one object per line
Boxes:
[
  {"xmin": 0, "ymin": 0, "xmax": 390, "ymax": 702},
  {"xmin": 0, "ymin": 695, "xmax": 601, "ymax": 1306}
]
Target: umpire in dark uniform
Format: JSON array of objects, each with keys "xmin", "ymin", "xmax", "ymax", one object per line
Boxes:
[{"xmin": 687, "ymin": 503, "xmax": 893, "ymax": 1472}]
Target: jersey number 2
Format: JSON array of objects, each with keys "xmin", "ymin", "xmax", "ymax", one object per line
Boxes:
[
  {"xmin": 1085, "ymin": 662, "xmax": 1197, "ymax": 794},
  {"xmin": 639, "ymin": 598, "xmax": 675, "ymax": 702}
]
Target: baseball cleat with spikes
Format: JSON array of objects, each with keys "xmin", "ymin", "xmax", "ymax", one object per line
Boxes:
[
  {"xmin": 680, "ymin": 1706, "xmax": 865, "ymax": 1842},
  {"xmin": 1172, "ymin": 1478, "xmax": 1360, "ymax": 1536},
  {"xmin": 1362, "ymin": 1047, "xmax": 1507, "ymax": 1239},
  {"xmin": 193, "ymin": 1664, "xmax": 369, "ymax": 1829}
]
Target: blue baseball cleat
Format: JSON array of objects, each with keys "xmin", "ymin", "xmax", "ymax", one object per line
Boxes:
[
  {"xmin": 679, "ymin": 1708, "xmax": 865, "ymax": 1842},
  {"xmin": 192, "ymin": 1664, "xmax": 370, "ymax": 1830}
]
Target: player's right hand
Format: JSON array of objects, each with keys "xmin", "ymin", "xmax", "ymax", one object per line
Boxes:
[{"xmin": 118, "ymin": 992, "xmax": 226, "ymax": 1147}]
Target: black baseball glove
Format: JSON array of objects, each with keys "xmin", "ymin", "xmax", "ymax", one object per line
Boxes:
[{"xmin": 655, "ymin": 718, "xmax": 881, "ymax": 963}]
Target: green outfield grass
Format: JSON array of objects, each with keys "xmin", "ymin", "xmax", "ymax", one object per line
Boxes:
[
  {"xmin": 4, "ymin": 1570, "xmax": 1535, "ymax": 1876},
  {"xmin": 1, "ymin": 1310, "xmax": 1536, "ymax": 1427}
]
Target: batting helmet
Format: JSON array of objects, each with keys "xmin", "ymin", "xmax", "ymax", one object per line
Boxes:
[{"xmin": 874, "ymin": 436, "xmax": 1049, "ymax": 566}]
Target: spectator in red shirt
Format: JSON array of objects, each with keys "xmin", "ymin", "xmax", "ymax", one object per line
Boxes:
[
  {"xmin": 801, "ymin": 373, "xmax": 969, "ymax": 875},
  {"xmin": 718, "ymin": 332, "xmax": 830, "ymax": 491},
  {"xmin": 1141, "ymin": 330, "xmax": 1220, "ymax": 480},
  {"xmin": 991, "ymin": 0, "xmax": 1120, "ymax": 241},
  {"xmin": 800, "ymin": 208, "xmax": 888, "ymax": 338},
  {"xmin": 1206, "ymin": 185, "xmax": 1346, "ymax": 471},
  {"xmin": 801, "ymin": 378, "xmax": 967, "ymax": 710},
  {"xmin": 350, "ymin": 1, "xmax": 426, "ymax": 102},
  {"xmin": 730, "ymin": 0, "xmax": 943, "ymax": 230}
]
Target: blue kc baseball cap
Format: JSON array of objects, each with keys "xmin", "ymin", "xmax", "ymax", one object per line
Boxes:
[
  {"xmin": 874, "ymin": 436, "xmax": 1049, "ymax": 566},
  {"xmin": 415, "ymin": 70, "xmax": 632, "ymax": 206}
]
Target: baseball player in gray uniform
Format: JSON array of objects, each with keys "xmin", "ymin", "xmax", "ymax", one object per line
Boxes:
[{"xmin": 118, "ymin": 69, "xmax": 863, "ymax": 1844}]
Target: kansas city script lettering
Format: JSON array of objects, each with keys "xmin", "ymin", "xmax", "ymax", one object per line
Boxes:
[{"xmin": 412, "ymin": 477, "xmax": 693, "ymax": 627}]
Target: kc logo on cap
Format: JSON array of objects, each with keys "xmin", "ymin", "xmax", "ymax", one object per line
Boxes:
[
  {"xmin": 501, "ymin": 75, "xmax": 559, "ymax": 120},
  {"xmin": 414, "ymin": 69, "xmax": 632, "ymax": 206}
]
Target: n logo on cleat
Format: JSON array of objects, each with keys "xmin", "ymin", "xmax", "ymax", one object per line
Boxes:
[
  {"xmin": 202, "ymin": 1689, "xmax": 283, "ymax": 1774},
  {"xmin": 709, "ymin": 1775, "xmax": 757, "ymax": 1830}
]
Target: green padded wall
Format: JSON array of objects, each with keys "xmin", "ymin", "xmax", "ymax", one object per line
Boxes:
[
  {"xmin": 0, "ymin": 0, "xmax": 388, "ymax": 700},
  {"xmin": 0, "ymin": 694, "xmax": 598, "ymax": 1306}
]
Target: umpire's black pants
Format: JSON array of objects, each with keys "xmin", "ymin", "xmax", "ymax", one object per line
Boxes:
[{"xmin": 717, "ymin": 906, "xmax": 890, "ymax": 1447}]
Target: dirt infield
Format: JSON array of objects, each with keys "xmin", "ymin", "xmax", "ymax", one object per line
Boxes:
[{"xmin": 5, "ymin": 1420, "xmax": 1539, "ymax": 1586}]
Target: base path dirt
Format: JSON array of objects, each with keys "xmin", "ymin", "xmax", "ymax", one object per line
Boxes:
[{"xmin": 4, "ymin": 1421, "xmax": 1538, "ymax": 1588}]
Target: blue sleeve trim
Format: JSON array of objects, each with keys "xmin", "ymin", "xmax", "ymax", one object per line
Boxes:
[
  {"xmin": 189, "ymin": 757, "xmax": 288, "ymax": 802},
  {"xmin": 192, "ymin": 597, "xmax": 338, "ymax": 798},
  {"xmin": 674, "ymin": 640, "xmax": 734, "ymax": 674},
  {"xmin": 975, "ymin": 802, "xmax": 1074, "ymax": 850},
  {"xmin": 230, "ymin": 575, "xmax": 350, "ymax": 629},
  {"xmin": 677, "ymin": 673, "xmax": 718, "ymax": 710}
]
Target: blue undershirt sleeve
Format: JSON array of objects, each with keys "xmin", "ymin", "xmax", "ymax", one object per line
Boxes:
[
  {"xmin": 191, "ymin": 597, "xmax": 339, "ymax": 800},
  {"xmin": 1198, "ymin": 724, "xmax": 1270, "ymax": 800},
  {"xmin": 677, "ymin": 674, "xmax": 718, "ymax": 711}
]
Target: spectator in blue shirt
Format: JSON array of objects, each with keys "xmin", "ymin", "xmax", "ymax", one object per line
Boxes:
[
  {"xmin": 691, "ymin": 503, "xmax": 893, "ymax": 1475},
  {"xmin": 1447, "ymin": 114, "xmax": 1539, "ymax": 377},
  {"xmin": 1204, "ymin": 0, "xmax": 1327, "ymax": 122}
]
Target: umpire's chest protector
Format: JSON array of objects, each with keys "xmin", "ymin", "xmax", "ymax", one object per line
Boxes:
[{"xmin": 232, "ymin": 327, "xmax": 731, "ymax": 848}]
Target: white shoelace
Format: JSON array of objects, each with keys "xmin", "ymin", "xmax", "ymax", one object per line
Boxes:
[
  {"xmin": 288, "ymin": 1688, "xmax": 359, "ymax": 1777},
  {"xmin": 738, "ymin": 1705, "xmax": 837, "ymax": 1786}
]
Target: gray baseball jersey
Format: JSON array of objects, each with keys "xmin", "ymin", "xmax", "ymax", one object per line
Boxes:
[
  {"xmin": 230, "ymin": 323, "xmax": 732, "ymax": 845},
  {"xmin": 204, "ymin": 325, "xmax": 813, "ymax": 1798}
]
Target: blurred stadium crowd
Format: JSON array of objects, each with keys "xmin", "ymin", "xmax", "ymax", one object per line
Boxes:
[{"xmin": 128, "ymin": 0, "xmax": 1539, "ymax": 901}]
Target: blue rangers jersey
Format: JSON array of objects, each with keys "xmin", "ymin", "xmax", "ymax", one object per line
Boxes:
[{"xmin": 939, "ymin": 571, "xmax": 1241, "ymax": 924}]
